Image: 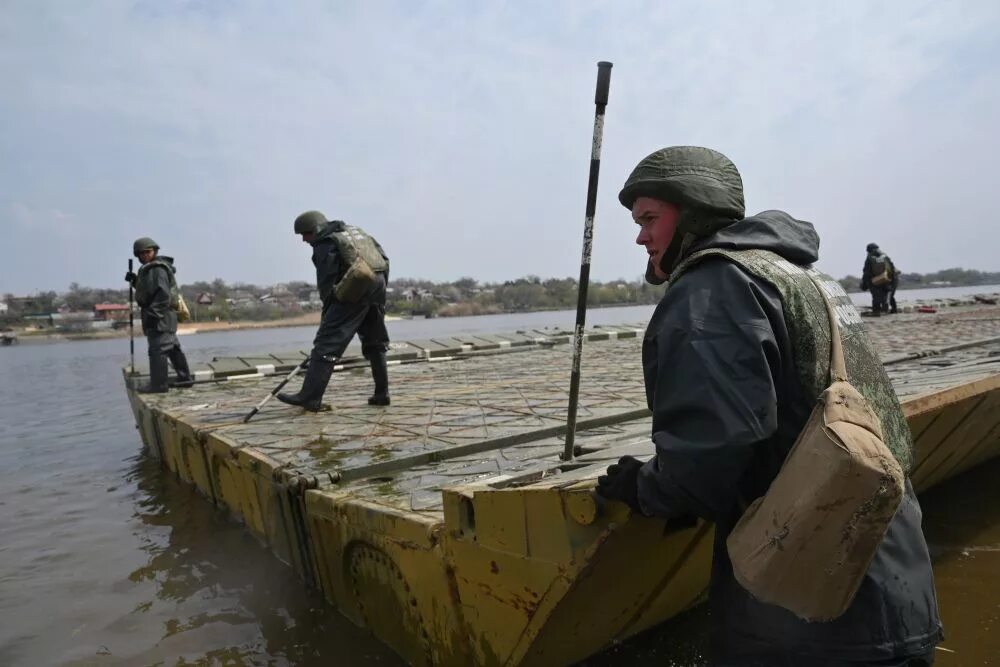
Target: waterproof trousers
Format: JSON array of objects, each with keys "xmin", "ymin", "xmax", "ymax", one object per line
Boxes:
[
  {"xmin": 870, "ymin": 285, "xmax": 890, "ymax": 314},
  {"xmin": 312, "ymin": 275, "xmax": 389, "ymax": 362},
  {"xmin": 290, "ymin": 274, "xmax": 390, "ymax": 408},
  {"xmin": 142, "ymin": 332, "xmax": 192, "ymax": 392}
]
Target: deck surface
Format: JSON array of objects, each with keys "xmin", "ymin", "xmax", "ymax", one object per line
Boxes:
[{"xmin": 137, "ymin": 307, "xmax": 1000, "ymax": 516}]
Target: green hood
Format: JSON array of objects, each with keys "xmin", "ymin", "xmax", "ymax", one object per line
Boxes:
[{"xmin": 311, "ymin": 219, "xmax": 346, "ymax": 245}]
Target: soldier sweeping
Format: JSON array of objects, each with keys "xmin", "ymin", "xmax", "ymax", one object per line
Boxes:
[
  {"xmin": 596, "ymin": 147, "xmax": 941, "ymax": 665},
  {"xmin": 277, "ymin": 211, "xmax": 391, "ymax": 411},
  {"xmin": 124, "ymin": 237, "xmax": 193, "ymax": 393}
]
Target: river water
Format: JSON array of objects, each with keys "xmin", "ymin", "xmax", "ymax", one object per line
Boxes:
[{"xmin": 1, "ymin": 302, "xmax": 997, "ymax": 666}]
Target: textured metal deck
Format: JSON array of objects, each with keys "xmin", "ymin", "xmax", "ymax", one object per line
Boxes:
[{"xmin": 134, "ymin": 311, "xmax": 1000, "ymax": 515}]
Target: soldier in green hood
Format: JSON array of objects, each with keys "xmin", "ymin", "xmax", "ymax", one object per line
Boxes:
[
  {"xmin": 596, "ymin": 147, "xmax": 941, "ymax": 664},
  {"xmin": 277, "ymin": 211, "xmax": 391, "ymax": 411},
  {"xmin": 124, "ymin": 237, "xmax": 193, "ymax": 393}
]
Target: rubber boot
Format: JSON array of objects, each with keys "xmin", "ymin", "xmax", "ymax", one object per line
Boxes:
[
  {"xmin": 277, "ymin": 358, "xmax": 335, "ymax": 412},
  {"xmin": 368, "ymin": 351, "xmax": 390, "ymax": 406},
  {"xmin": 138, "ymin": 352, "xmax": 170, "ymax": 394},
  {"xmin": 168, "ymin": 347, "xmax": 194, "ymax": 388}
]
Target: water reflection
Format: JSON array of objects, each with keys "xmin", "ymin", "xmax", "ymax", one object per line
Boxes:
[{"xmin": 63, "ymin": 455, "xmax": 403, "ymax": 666}]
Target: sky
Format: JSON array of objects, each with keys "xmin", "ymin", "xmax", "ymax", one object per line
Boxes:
[{"xmin": 2, "ymin": 0, "xmax": 999, "ymax": 295}]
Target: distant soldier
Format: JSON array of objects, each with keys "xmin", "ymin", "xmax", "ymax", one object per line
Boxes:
[
  {"xmin": 124, "ymin": 237, "xmax": 193, "ymax": 393},
  {"xmin": 860, "ymin": 243, "xmax": 897, "ymax": 315},
  {"xmin": 277, "ymin": 211, "xmax": 391, "ymax": 411}
]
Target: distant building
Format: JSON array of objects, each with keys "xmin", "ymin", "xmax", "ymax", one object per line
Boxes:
[
  {"xmin": 0, "ymin": 302, "xmax": 7, "ymax": 315},
  {"xmin": 53, "ymin": 311, "xmax": 112, "ymax": 332},
  {"xmin": 93, "ymin": 303, "xmax": 131, "ymax": 321},
  {"xmin": 296, "ymin": 289, "xmax": 322, "ymax": 310},
  {"xmin": 226, "ymin": 290, "xmax": 257, "ymax": 307},
  {"xmin": 196, "ymin": 292, "xmax": 214, "ymax": 305}
]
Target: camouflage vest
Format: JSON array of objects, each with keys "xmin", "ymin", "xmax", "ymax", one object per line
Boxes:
[
  {"xmin": 671, "ymin": 248, "xmax": 914, "ymax": 472},
  {"xmin": 136, "ymin": 258, "xmax": 180, "ymax": 310},
  {"xmin": 333, "ymin": 225, "xmax": 389, "ymax": 274}
]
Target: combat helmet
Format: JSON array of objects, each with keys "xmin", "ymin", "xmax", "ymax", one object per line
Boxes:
[
  {"xmin": 866, "ymin": 243, "xmax": 880, "ymax": 253},
  {"xmin": 294, "ymin": 210, "xmax": 328, "ymax": 235},
  {"xmin": 133, "ymin": 237, "xmax": 159, "ymax": 257},
  {"xmin": 619, "ymin": 146, "xmax": 746, "ymax": 282}
]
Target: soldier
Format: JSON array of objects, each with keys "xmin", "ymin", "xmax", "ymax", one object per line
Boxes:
[
  {"xmin": 277, "ymin": 211, "xmax": 391, "ymax": 411},
  {"xmin": 124, "ymin": 237, "xmax": 193, "ymax": 393},
  {"xmin": 888, "ymin": 256, "xmax": 901, "ymax": 315},
  {"xmin": 596, "ymin": 147, "xmax": 941, "ymax": 665},
  {"xmin": 861, "ymin": 243, "xmax": 897, "ymax": 315}
]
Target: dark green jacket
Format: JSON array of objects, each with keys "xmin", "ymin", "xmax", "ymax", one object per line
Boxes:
[
  {"xmin": 638, "ymin": 211, "xmax": 941, "ymax": 660},
  {"xmin": 134, "ymin": 256, "xmax": 178, "ymax": 335}
]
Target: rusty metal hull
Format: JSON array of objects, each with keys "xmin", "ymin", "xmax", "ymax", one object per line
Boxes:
[{"xmin": 123, "ymin": 313, "xmax": 1000, "ymax": 666}]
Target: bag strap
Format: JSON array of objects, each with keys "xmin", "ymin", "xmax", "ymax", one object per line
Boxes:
[{"xmin": 804, "ymin": 272, "xmax": 848, "ymax": 384}]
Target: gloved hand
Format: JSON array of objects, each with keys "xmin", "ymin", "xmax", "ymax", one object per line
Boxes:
[
  {"xmin": 596, "ymin": 455, "xmax": 644, "ymax": 513},
  {"xmin": 125, "ymin": 271, "xmax": 137, "ymax": 284}
]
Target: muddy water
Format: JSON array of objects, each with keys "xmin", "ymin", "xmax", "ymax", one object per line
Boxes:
[
  {"xmin": 582, "ymin": 457, "xmax": 1000, "ymax": 666},
  {"xmin": 1, "ymin": 309, "xmax": 997, "ymax": 666}
]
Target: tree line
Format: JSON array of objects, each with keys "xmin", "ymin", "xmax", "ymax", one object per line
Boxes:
[
  {"xmin": 3, "ymin": 266, "xmax": 999, "ymax": 325},
  {"xmin": 836, "ymin": 268, "xmax": 1000, "ymax": 293}
]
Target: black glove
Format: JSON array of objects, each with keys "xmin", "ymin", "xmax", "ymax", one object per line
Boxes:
[
  {"xmin": 125, "ymin": 271, "xmax": 137, "ymax": 284},
  {"xmin": 596, "ymin": 455, "xmax": 644, "ymax": 512}
]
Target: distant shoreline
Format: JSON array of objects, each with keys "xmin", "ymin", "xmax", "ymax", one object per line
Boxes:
[
  {"xmin": 6, "ymin": 286, "xmax": 999, "ymax": 346},
  {"xmin": 10, "ymin": 312, "xmax": 406, "ymax": 344}
]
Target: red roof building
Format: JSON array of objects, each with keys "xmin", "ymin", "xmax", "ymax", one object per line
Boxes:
[{"xmin": 93, "ymin": 303, "xmax": 132, "ymax": 321}]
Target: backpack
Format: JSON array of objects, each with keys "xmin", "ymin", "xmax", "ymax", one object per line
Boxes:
[{"xmin": 870, "ymin": 254, "xmax": 892, "ymax": 286}]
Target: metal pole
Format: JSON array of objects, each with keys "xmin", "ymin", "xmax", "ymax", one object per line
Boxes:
[
  {"xmin": 563, "ymin": 61, "xmax": 612, "ymax": 461},
  {"xmin": 128, "ymin": 258, "xmax": 136, "ymax": 376},
  {"xmin": 242, "ymin": 359, "xmax": 309, "ymax": 423}
]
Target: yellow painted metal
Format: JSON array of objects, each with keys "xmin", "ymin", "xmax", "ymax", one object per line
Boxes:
[
  {"xmin": 304, "ymin": 491, "xmax": 474, "ymax": 666},
  {"xmin": 912, "ymin": 390, "xmax": 1000, "ymax": 491}
]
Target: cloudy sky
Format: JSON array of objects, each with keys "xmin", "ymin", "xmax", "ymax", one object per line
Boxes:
[{"xmin": 2, "ymin": 1, "xmax": 998, "ymax": 295}]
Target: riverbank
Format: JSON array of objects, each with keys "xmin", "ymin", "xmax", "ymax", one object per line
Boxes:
[{"xmin": 9, "ymin": 312, "xmax": 408, "ymax": 344}]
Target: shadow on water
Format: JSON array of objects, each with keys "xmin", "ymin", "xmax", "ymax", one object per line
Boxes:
[{"xmin": 65, "ymin": 455, "xmax": 403, "ymax": 667}]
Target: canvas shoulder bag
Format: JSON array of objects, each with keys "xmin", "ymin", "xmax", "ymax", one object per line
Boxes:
[{"xmin": 726, "ymin": 272, "xmax": 905, "ymax": 621}]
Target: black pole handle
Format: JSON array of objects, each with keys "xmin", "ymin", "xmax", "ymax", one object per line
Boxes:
[
  {"xmin": 563, "ymin": 61, "xmax": 613, "ymax": 462},
  {"xmin": 128, "ymin": 258, "xmax": 135, "ymax": 376},
  {"xmin": 595, "ymin": 61, "xmax": 612, "ymax": 106}
]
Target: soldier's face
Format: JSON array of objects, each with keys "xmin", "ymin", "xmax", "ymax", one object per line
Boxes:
[
  {"xmin": 138, "ymin": 249, "xmax": 155, "ymax": 264},
  {"xmin": 299, "ymin": 232, "xmax": 315, "ymax": 244},
  {"xmin": 632, "ymin": 197, "xmax": 680, "ymax": 279}
]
